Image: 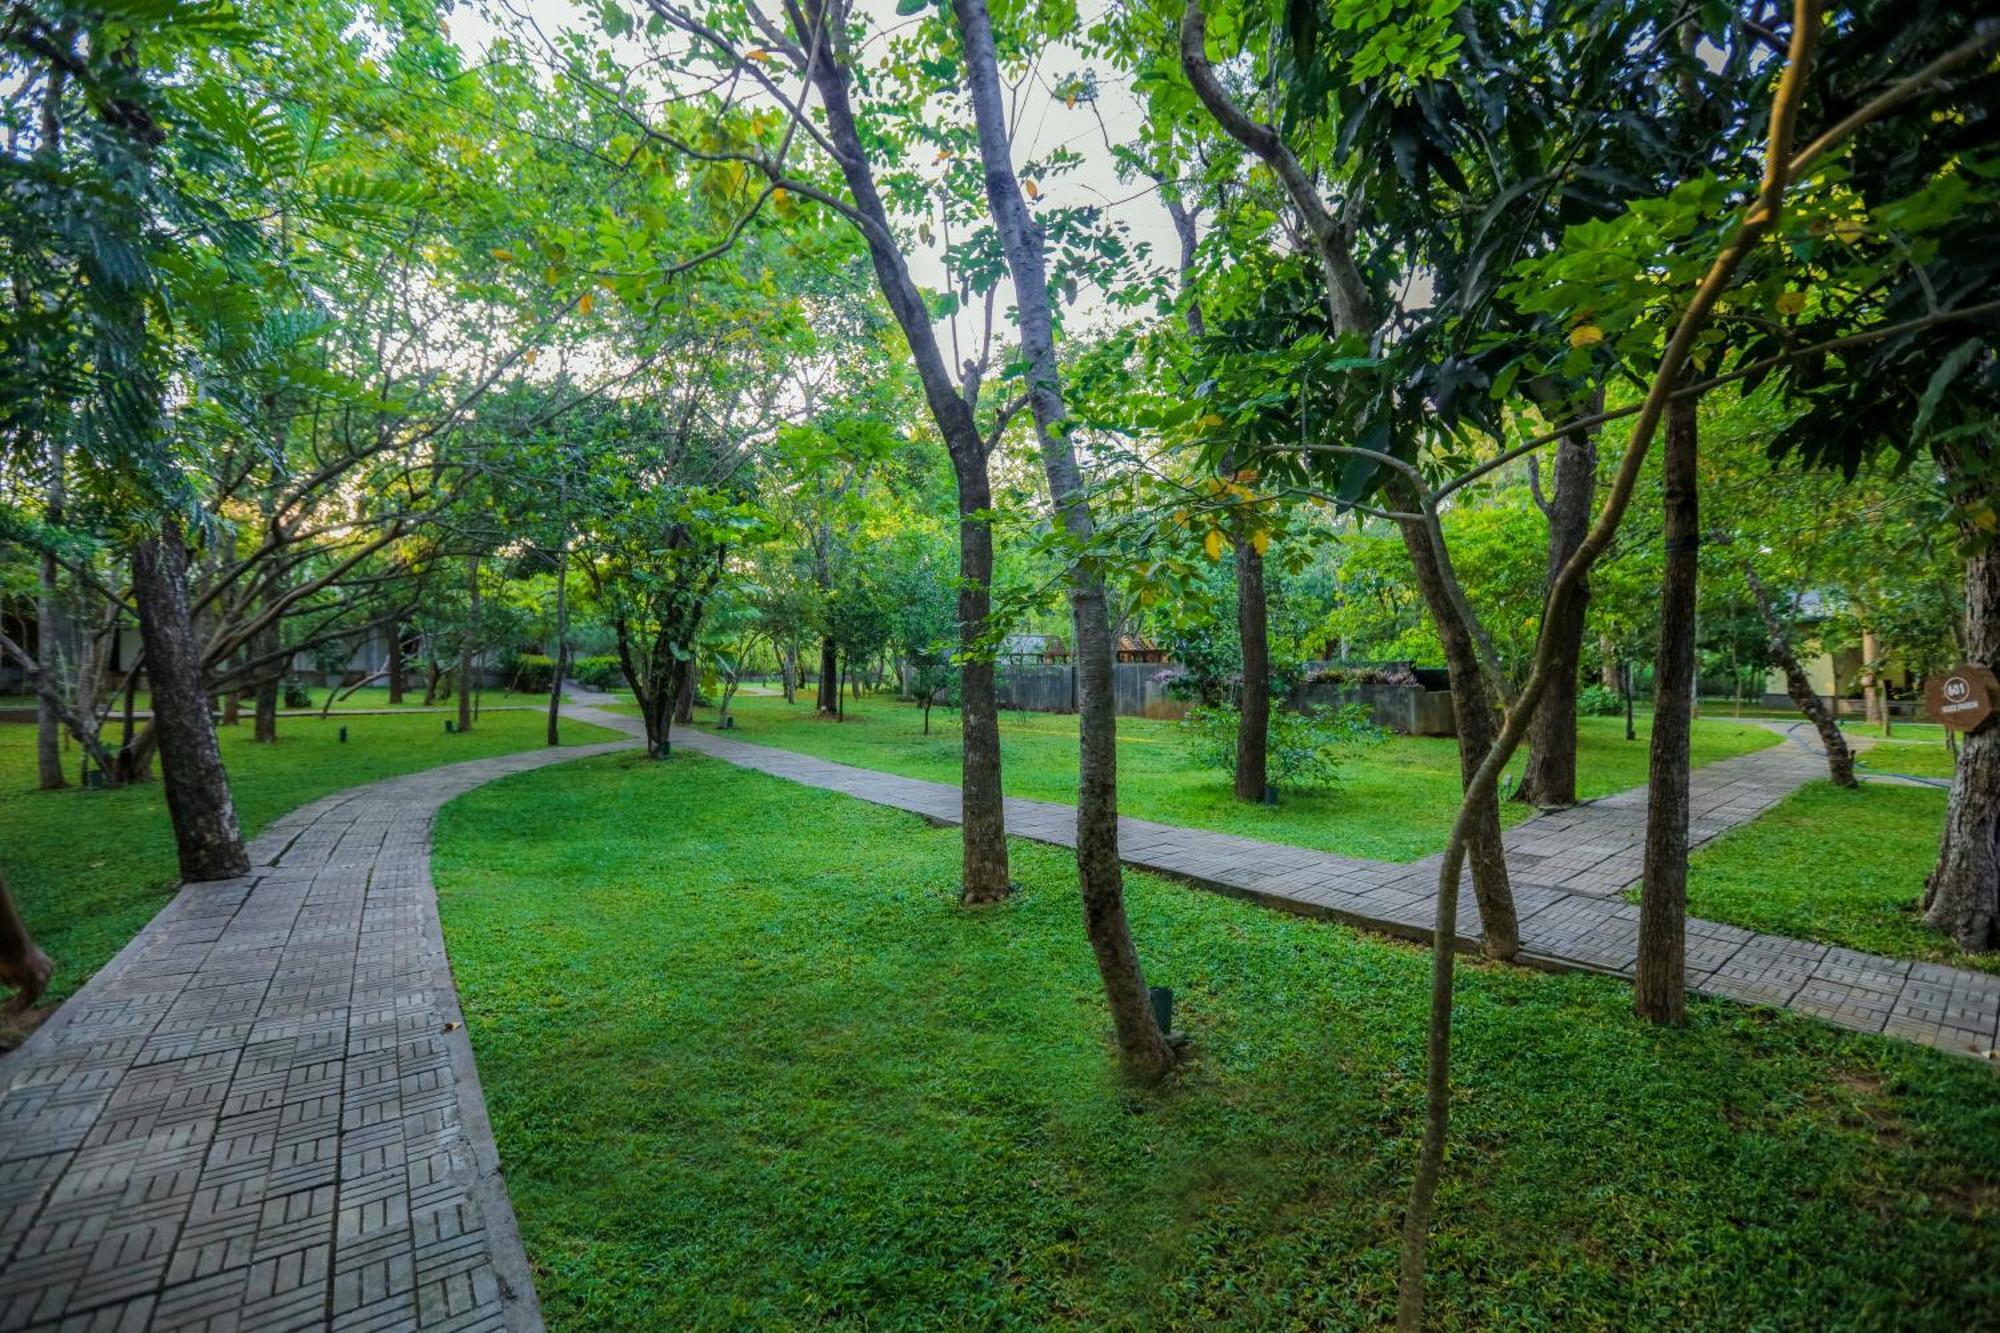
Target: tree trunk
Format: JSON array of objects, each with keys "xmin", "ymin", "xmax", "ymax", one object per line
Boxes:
[
  {"xmin": 817, "ymin": 636, "xmax": 838, "ymax": 713},
  {"xmin": 953, "ymin": 456, "xmax": 1013, "ymax": 903},
  {"xmin": 1923, "ymin": 452, "xmax": 1999, "ymax": 953},
  {"xmin": 781, "ymin": 645, "xmax": 796, "ymax": 703},
  {"xmin": 1861, "ymin": 626, "xmax": 1882, "ymax": 725},
  {"xmin": 1600, "ymin": 635, "xmax": 1620, "ymax": 690},
  {"xmin": 0, "ymin": 866, "xmax": 52, "ymax": 1014},
  {"xmin": 423, "ymin": 659, "xmax": 439, "ymax": 706},
  {"xmin": 675, "ymin": 658, "xmax": 696, "ymax": 724},
  {"xmin": 252, "ymin": 611, "xmax": 279, "ymax": 743},
  {"xmin": 222, "ymin": 689, "xmax": 241, "ymax": 727},
  {"xmin": 35, "ymin": 455, "xmax": 65, "ymax": 790},
  {"xmin": 1746, "ymin": 566, "xmax": 1856, "ymax": 786},
  {"xmin": 1635, "ymin": 394, "xmax": 1699, "ymax": 1025},
  {"xmin": 1397, "ymin": 514, "xmax": 1519, "ymax": 961},
  {"xmin": 1516, "ymin": 420, "xmax": 1598, "ymax": 807},
  {"xmin": 132, "ymin": 519, "xmax": 249, "ymax": 882},
  {"xmin": 956, "ymin": 0, "xmax": 1174, "ymax": 1078},
  {"xmin": 1233, "ymin": 537, "xmax": 1271, "ymax": 803},
  {"xmin": 546, "ymin": 546, "xmax": 568, "ymax": 747},
  {"xmin": 458, "ymin": 556, "xmax": 479, "ymax": 734},
  {"xmin": 388, "ymin": 618, "xmax": 406, "ymax": 705}
]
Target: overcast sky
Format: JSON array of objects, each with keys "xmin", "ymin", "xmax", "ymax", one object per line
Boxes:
[{"xmin": 452, "ymin": 0, "xmax": 1189, "ymax": 347}]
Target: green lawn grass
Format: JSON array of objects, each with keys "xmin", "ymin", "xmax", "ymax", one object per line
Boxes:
[
  {"xmin": 1851, "ymin": 726, "xmax": 1962, "ymax": 781},
  {"xmin": 1682, "ymin": 780, "xmax": 1993, "ymax": 973},
  {"xmin": 433, "ymin": 751, "xmax": 2000, "ymax": 1331},
  {"xmin": 0, "ymin": 708, "xmax": 617, "ymax": 1013},
  {"xmin": 634, "ymin": 692, "xmax": 1778, "ymax": 862}
]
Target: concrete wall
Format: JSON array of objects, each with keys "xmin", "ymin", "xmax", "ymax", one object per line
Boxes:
[
  {"xmin": 980, "ymin": 662, "xmax": 1455, "ymax": 735},
  {"xmin": 1290, "ymin": 681, "xmax": 1457, "ymax": 737},
  {"xmin": 993, "ymin": 663, "xmax": 1190, "ymax": 721}
]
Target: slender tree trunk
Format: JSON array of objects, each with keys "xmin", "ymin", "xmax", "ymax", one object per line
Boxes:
[
  {"xmin": 387, "ymin": 618, "xmax": 405, "ymax": 705},
  {"xmin": 458, "ymin": 556, "xmax": 478, "ymax": 734},
  {"xmin": 1233, "ymin": 537, "xmax": 1271, "ymax": 803},
  {"xmin": 0, "ymin": 866, "xmax": 52, "ymax": 1013},
  {"xmin": 132, "ymin": 519, "xmax": 249, "ymax": 882},
  {"xmin": 423, "ymin": 658, "xmax": 439, "ymax": 707},
  {"xmin": 1924, "ymin": 450, "xmax": 2000, "ymax": 952},
  {"xmin": 1600, "ymin": 635, "xmax": 1620, "ymax": 690},
  {"xmin": 35, "ymin": 453, "xmax": 65, "ymax": 789},
  {"xmin": 1636, "ymin": 394, "xmax": 1699, "ymax": 1024},
  {"xmin": 781, "ymin": 645, "xmax": 797, "ymax": 703},
  {"xmin": 222, "ymin": 689, "xmax": 241, "ymax": 727},
  {"xmin": 1397, "ymin": 515, "xmax": 1519, "ymax": 960},
  {"xmin": 1861, "ymin": 626, "xmax": 1883, "ymax": 725},
  {"xmin": 546, "ymin": 545, "xmax": 568, "ymax": 747},
  {"xmin": 956, "ymin": 0, "xmax": 1174, "ymax": 1078},
  {"xmin": 1746, "ymin": 566, "xmax": 1856, "ymax": 786},
  {"xmin": 252, "ymin": 612, "xmax": 279, "ymax": 743},
  {"xmin": 1517, "ymin": 419, "xmax": 1598, "ymax": 807}
]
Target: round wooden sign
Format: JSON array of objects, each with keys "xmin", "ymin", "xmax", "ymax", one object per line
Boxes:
[{"xmin": 1926, "ymin": 662, "xmax": 1998, "ymax": 733}]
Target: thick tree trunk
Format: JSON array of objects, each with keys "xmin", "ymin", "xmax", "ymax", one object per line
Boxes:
[
  {"xmin": 675, "ymin": 658, "xmax": 696, "ymax": 724},
  {"xmin": 458, "ymin": 556, "xmax": 479, "ymax": 734},
  {"xmin": 132, "ymin": 520, "xmax": 249, "ymax": 882},
  {"xmin": 1636, "ymin": 395, "xmax": 1699, "ymax": 1024},
  {"xmin": 1517, "ymin": 421, "xmax": 1597, "ymax": 807},
  {"xmin": 36, "ymin": 459, "xmax": 65, "ymax": 790},
  {"xmin": 387, "ymin": 618, "xmax": 405, "ymax": 705},
  {"xmin": 1233, "ymin": 537, "xmax": 1271, "ymax": 803},
  {"xmin": 222, "ymin": 689, "xmax": 241, "ymax": 727},
  {"xmin": 816, "ymin": 636, "xmax": 837, "ymax": 714},
  {"xmin": 953, "ymin": 457, "xmax": 1014, "ymax": 902},
  {"xmin": 1746, "ymin": 566, "xmax": 1856, "ymax": 786},
  {"xmin": 1397, "ymin": 515, "xmax": 1519, "ymax": 960},
  {"xmin": 1924, "ymin": 453, "xmax": 1999, "ymax": 952},
  {"xmin": 0, "ymin": 866, "xmax": 52, "ymax": 1014},
  {"xmin": 956, "ymin": 0, "xmax": 1174, "ymax": 1078}
]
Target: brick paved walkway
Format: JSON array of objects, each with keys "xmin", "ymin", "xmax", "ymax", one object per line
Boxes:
[
  {"xmin": 0, "ymin": 737, "xmax": 636, "ymax": 1333},
  {"xmin": 564, "ymin": 703, "xmax": 2000, "ymax": 1061}
]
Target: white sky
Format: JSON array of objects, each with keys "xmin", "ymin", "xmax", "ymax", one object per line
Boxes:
[{"xmin": 450, "ymin": 0, "xmax": 1188, "ymax": 343}]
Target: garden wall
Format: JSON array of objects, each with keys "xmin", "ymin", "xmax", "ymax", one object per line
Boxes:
[{"xmin": 970, "ymin": 662, "xmax": 1456, "ymax": 735}]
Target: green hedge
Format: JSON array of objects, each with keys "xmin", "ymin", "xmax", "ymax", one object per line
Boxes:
[
  {"xmin": 570, "ymin": 655, "xmax": 624, "ymax": 689},
  {"xmin": 511, "ymin": 654, "xmax": 557, "ymax": 693}
]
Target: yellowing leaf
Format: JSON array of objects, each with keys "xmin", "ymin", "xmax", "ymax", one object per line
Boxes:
[
  {"xmin": 490, "ymin": 247, "xmax": 515, "ymax": 262},
  {"xmin": 1832, "ymin": 217, "xmax": 1867, "ymax": 242},
  {"xmin": 1251, "ymin": 529, "xmax": 1270, "ymax": 556},
  {"xmin": 1569, "ymin": 324, "xmax": 1603, "ymax": 348},
  {"xmin": 1197, "ymin": 413, "xmax": 1225, "ymax": 429},
  {"xmin": 746, "ymin": 48, "xmax": 771, "ymax": 63},
  {"xmin": 1023, "ymin": 179, "xmax": 1041, "ymax": 200},
  {"xmin": 1774, "ymin": 290, "xmax": 1806, "ymax": 316},
  {"xmin": 1204, "ymin": 529, "xmax": 1225, "ymax": 561},
  {"xmin": 523, "ymin": 349, "xmax": 539, "ymax": 366},
  {"xmin": 578, "ymin": 292, "xmax": 594, "ymax": 315}
]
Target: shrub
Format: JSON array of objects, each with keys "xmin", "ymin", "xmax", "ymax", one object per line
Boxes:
[
  {"xmin": 282, "ymin": 676, "xmax": 313, "ymax": 709},
  {"xmin": 570, "ymin": 656, "xmax": 623, "ymax": 689},
  {"xmin": 511, "ymin": 653, "xmax": 557, "ymax": 694},
  {"xmin": 1181, "ymin": 702, "xmax": 1382, "ymax": 792},
  {"xmin": 1577, "ymin": 683, "xmax": 1624, "ymax": 717}
]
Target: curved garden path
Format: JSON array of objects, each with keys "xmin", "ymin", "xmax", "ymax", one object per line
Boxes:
[
  {"xmin": 0, "ymin": 735, "xmax": 634, "ymax": 1333},
  {"xmin": 0, "ymin": 697, "xmax": 1990, "ymax": 1331}
]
